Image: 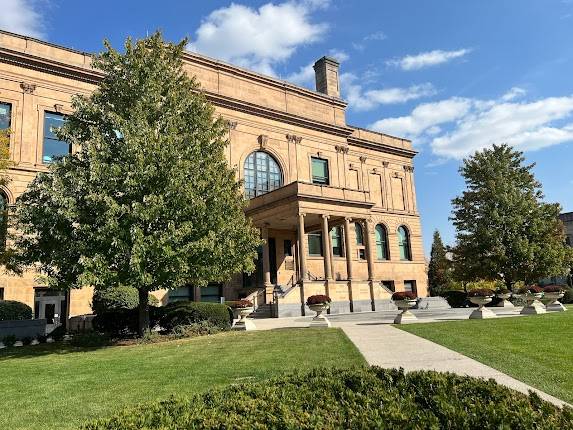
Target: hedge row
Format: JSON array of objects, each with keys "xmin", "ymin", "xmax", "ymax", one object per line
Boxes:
[
  {"xmin": 91, "ymin": 287, "xmax": 159, "ymax": 315},
  {"xmin": 84, "ymin": 367, "xmax": 573, "ymax": 429},
  {"xmin": 0, "ymin": 300, "xmax": 33, "ymax": 321}
]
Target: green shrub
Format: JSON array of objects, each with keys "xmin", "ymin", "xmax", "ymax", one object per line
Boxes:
[
  {"xmin": 562, "ymin": 287, "xmax": 573, "ymax": 304},
  {"xmin": 70, "ymin": 331, "xmax": 111, "ymax": 347},
  {"xmin": 170, "ymin": 321, "xmax": 222, "ymax": 338},
  {"xmin": 441, "ymin": 290, "xmax": 467, "ymax": 308},
  {"xmin": 158, "ymin": 301, "xmax": 231, "ymax": 332},
  {"xmin": 84, "ymin": 367, "xmax": 573, "ymax": 430},
  {"xmin": 0, "ymin": 300, "xmax": 33, "ymax": 321},
  {"xmin": 49, "ymin": 325, "xmax": 67, "ymax": 341},
  {"xmin": 1, "ymin": 335, "xmax": 16, "ymax": 347},
  {"xmin": 92, "ymin": 309, "xmax": 139, "ymax": 337},
  {"xmin": 91, "ymin": 287, "xmax": 159, "ymax": 315}
]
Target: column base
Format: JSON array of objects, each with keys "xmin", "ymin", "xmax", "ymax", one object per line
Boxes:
[
  {"xmin": 546, "ymin": 302, "xmax": 567, "ymax": 312},
  {"xmin": 520, "ymin": 302, "xmax": 546, "ymax": 315},
  {"xmin": 232, "ymin": 318, "xmax": 256, "ymax": 331},
  {"xmin": 496, "ymin": 299, "xmax": 514, "ymax": 308},
  {"xmin": 394, "ymin": 310, "xmax": 417, "ymax": 324},
  {"xmin": 309, "ymin": 315, "xmax": 331, "ymax": 328},
  {"xmin": 469, "ymin": 307, "xmax": 497, "ymax": 319}
]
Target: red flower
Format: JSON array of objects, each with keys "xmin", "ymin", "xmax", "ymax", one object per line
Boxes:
[
  {"xmin": 392, "ymin": 291, "xmax": 417, "ymax": 300},
  {"xmin": 306, "ymin": 295, "xmax": 331, "ymax": 305},
  {"xmin": 228, "ymin": 299, "xmax": 254, "ymax": 309},
  {"xmin": 467, "ymin": 288, "xmax": 495, "ymax": 297}
]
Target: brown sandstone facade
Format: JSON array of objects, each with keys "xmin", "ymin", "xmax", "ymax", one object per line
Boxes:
[{"xmin": 0, "ymin": 30, "xmax": 427, "ymax": 321}]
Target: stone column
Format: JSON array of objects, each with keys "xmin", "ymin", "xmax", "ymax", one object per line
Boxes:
[
  {"xmin": 321, "ymin": 215, "xmax": 333, "ymax": 280},
  {"xmin": 363, "ymin": 219, "xmax": 375, "ymax": 281},
  {"xmin": 297, "ymin": 213, "xmax": 308, "ymax": 281},
  {"xmin": 343, "ymin": 217, "xmax": 354, "ymax": 280},
  {"xmin": 261, "ymin": 227, "xmax": 273, "ymax": 288}
]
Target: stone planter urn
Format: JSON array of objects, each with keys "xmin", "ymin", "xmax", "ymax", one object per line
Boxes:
[
  {"xmin": 496, "ymin": 292, "xmax": 514, "ymax": 308},
  {"xmin": 469, "ymin": 296, "xmax": 496, "ymax": 319},
  {"xmin": 308, "ymin": 303, "xmax": 331, "ymax": 328},
  {"xmin": 520, "ymin": 292, "xmax": 546, "ymax": 315},
  {"xmin": 393, "ymin": 299, "xmax": 417, "ymax": 324},
  {"xmin": 232, "ymin": 306, "xmax": 256, "ymax": 331},
  {"xmin": 544, "ymin": 291, "xmax": 567, "ymax": 312}
]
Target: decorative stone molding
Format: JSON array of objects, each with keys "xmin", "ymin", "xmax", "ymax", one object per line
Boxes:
[
  {"xmin": 382, "ymin": 161, "xmax": 390, "ymax": 167},
  {"xmin": 335, "ymin": 144, "xmax": 349, "ymax": 154},
  {"xmin": 403, "ymin": 165, "xmax": 414, "ymax": 172},
  {"xmin": 258, "ymin": 134, "xmax": 268, "ymax": 149},
  {"xmin": 359, "ymin": 156, "xmax": 367, "ymax": 163},
  {"xmin": 54, "ymin": 104, "xmax": 64, "ymax": 113},
  {"xmin": 349, "ymin": 163, "xmax": 358, "ymax": 171},
  {"xmin": 20, "ymin": 82, "xmax": 36, "ymax": 94},
  {"xmin": 317, "ymin": 151, "xmax": 323, "ymax": 158},
  {"xmin": 286, "ymin": 134, "xmax": 302, "ymax": 145},
  {"xmin": 223, "ymin": 120, "xmax": 238, "ymax": 130},
  {"xmin": 393, "ymin": 171, "xmax": 401, "ymax": 178}
]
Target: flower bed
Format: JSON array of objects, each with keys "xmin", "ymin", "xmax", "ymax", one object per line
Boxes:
[
  {"xmin": 227, "ymin": 300, "xmax": 254, "ymax": 309},
  {"xmin": 467, "ymin": 288, "xmax": 495, "ymax": 297},
  {"xmin": 391, "ymin": 291, "xmax": 417, "ymax": 301},
  {"xmin": 519, "ymin": 285, "xmax": 544, "ymax": 294},
  {"xmin": 306, "ymin": 295, "xmax": 331, "ymax": 306}
]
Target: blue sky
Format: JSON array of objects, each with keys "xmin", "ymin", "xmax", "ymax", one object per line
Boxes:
[{"xmin": 2, "ymin": 0, "xmax": 573, "ymax": 254}]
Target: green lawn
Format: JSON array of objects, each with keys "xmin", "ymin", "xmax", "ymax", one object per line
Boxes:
[
  {"xmin": 397, "ymin": 310, "xmax": 573, "ymax": 404},
  {"xmin": 0, "ymin": 328, "xmax": 365, "ymax": 430}
]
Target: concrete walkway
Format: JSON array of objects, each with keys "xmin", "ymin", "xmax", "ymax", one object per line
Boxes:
[{"xmin": 254, "ymin": 312, "xmax": 569, "ymax": 408}]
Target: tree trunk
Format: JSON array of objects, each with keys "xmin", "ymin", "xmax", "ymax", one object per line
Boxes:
[
  {"xmin": 505, "ymin": 279, "xmax": 513, "ymax": 292},
  {"xmin": 137, "ymin": 288, "xmax": 150, "ymax": 336}
]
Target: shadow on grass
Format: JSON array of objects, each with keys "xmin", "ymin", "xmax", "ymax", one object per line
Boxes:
[{"xmin": 0, "ymin": 342, "xmax": 110, "ymax": 360}]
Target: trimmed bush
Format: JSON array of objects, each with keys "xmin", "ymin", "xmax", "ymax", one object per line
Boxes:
[
  {"xmin": 562, "ymin": 287, "xmax": 573, "ymax": 304},
  {"xmin": 158, "ymin": 301, "xmax": 231, "ymax": 332},
  {"xmin": 84, "ymin": 367, "xmax": 573, "ymax": 430},
  {"xmin": 91, "ymin": 287, "xmax": 159, "ymax": 315},
  {"xmin": 92, "ymin": 309, "xmax": 139, "ymax": 336},
  {"xmin": 0, "ymin": 300, "xmax": 33, "ymax": 321},
  {"xmin": 441, "ymin": 290, "xmax": 467, "ymax": 308}
]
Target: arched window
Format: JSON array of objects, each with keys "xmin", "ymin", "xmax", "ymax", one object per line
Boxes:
[
  {"xmin": 355, "ymin": 223, "xmax": 364, "ymax": 245},
  {"xmin": 375, "ymin": 224, "xmax": 389, "ymax": 260},
  {"xmin": 397, "ymin": 226, "xmax": 412, "ymax": 261},
  {"xmin": 243, "ymin": 151, "xmax": 282, "ymax": 199},
  {"xmin": 0, "ymin": 192, "xmax": 8, "ymax": 249},
  {"xmin": 331, "ymin": 226, "xmax": 343, "ymax": 257}
]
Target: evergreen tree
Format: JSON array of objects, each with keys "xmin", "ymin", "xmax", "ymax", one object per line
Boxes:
[
  {"xmin": 12, "ymin": 33, "xmax": 261, "ymax": 334},
  {"xmin": 450, "ymin": 144, "xmax": 573, "ymax": 289},
  {"xmin": 427, "ymin": 230, "xmax": 450, "ymax": 296}
]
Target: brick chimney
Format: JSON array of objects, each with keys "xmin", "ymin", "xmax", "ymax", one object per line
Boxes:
[{"xmin": 313, "ymin": 56, "xmax": 340, "ymax": 98}]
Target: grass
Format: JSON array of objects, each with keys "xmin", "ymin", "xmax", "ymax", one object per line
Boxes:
[
  {"xmin": 397, "ymin": 310, "xmax": 573, "ymax": 404},
  {"xmin": 0, "ymin": 328, "xmax": 365, "ymax": 430}
]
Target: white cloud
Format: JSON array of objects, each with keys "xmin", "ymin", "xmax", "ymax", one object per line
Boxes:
[
  {"xmin": 0, "ymin": 0, "xmax": 44, "ymax": 38},
  {"xmin": 352, "ymin": 30, "xmax": 386, "ymax": 51},
  {"xmin": 364, "ymin": 31, "xmax": 386, "ymax": 41},
  {"xmin": 501, "ymin": 87, "xmax": 526, "ymax": 101},
  {"xmin": 387, "ymin": 48, "xmax": 471, "ymax": 71},
  {"xmin": 188, "ymin": 1, "xmax": 328, "ymax": 76},
  {"xmin": 370, "ymin": 93, "xmax": 573, "ymax": 158},
  {"xmin": 327, "ymin": 48, "xmax": 349, "ymax": 63}
]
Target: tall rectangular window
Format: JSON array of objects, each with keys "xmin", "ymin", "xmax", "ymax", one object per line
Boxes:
[
  {"xmin": 283, "ymin": 239, "xmax": 293, "ymax": 256},
  {"xmin": 307, "ymin": 232, "xmax": 323, "ymax": 256},
  {"xmin": 404, "ymin": 280, "xmax": 417, "ymax": 294},
  {"xmin": 43, "ymin": 112, "xmax": 71, "ymax": 163},
  {"xmin": 0, "ymin": 102, "xmax": 11, "ymax": 130},
  {"xmin": 331, "ymin": 227, "xmax": 343, "ymax": 257},
  {"xmin": 311, "ymin": 157, "xmax": 329, "ymax": 185}
]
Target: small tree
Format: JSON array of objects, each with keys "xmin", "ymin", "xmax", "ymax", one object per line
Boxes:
[
  {"xmin": 12, "ymin": 33, "xmax": 261, "ymax": 334},
  {"xmin": 450, "ymin": 144, "xmax": 573, "ymax": 289},
  {"xmin": 427, "ymin": 230, "xmax": 450, "ymax": 296},
  {"xmin": 0, "ymin": 128, "xmax": 11, "ymax": 188}
]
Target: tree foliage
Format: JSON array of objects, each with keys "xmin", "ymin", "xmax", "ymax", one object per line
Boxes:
[
  {"xmin": 427, "ymin": 230, "xmax": 450, "ymax": 296},
  {"xmin": 0, "ymin": 128, "xmax": 11, "ymax": 188},
  {"xmin": 450, "ymin": 144, "xmax": 573, "ymax": 289},
  {"xmin": 12, "ymin": 32, "xmax": 261, "ymax": 333}
]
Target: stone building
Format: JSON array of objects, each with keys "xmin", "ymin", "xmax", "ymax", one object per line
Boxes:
[
  {"xmin": 0, "ymin": 30, "xmax": 427, "ymax": 323},
  {"xmin": 561, "ymin": 212, "xmax": 573, "ymax": 247}
]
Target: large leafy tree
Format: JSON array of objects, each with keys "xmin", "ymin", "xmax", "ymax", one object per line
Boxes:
[
  {"xmin": 450, "ymin": 144, "xmax": 572, "ymax": 289},
  {"xmin": 427, "ymin": 230, "xmax": 450, "ymax": 296},
  {"xmin": 12, "ymin": 33, "xmax": 261, "ymax": 334}
]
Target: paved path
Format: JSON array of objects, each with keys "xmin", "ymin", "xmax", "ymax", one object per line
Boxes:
[{"xmin": 254, "ymin": 310, "xmax": 569, "ymax": 407}]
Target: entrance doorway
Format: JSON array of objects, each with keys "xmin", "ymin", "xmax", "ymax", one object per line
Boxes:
[
  {"xmin": 269, "ymin": 237, "xmax": 277, "ymax": 284},
  {"xmin": 34, "ymin": 289, "xmax": 67, "ymax": 334}
]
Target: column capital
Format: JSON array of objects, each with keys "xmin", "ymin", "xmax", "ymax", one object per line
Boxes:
[
  {"xmin": 321, "ymin": 214, "xmax": 330, "ymax": 220},
  {"xmin": 298, "ymin": 212, "xmax": 306, "ymax": 217},
  {"xmin": 344, "ymin": 216, "xmax": 353, "ymax": 222}
]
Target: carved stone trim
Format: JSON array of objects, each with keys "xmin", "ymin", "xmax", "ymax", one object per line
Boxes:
[
  {"xmin": 258, "ymin": 134, "xmax": 269, "ymax": 149},
  {"xmin": 286, "ymin": 134, "xmax": 302, "ymax": 145},
  {"xmin": 382, "ymin": 161, "xmax": 390, "ymax": 167},
  {"xmin": 359, "ymin": 156, "xmax": 367, "ymax": 163},
  {"xmin": 224, "ymin": 120, "xmax": 238, "ymax": 130},
  {"xmin": 20, "ymin": 82, "xmax": 36, "ymax": 94},
  {"xmin": 54, "ymin": 104, "xmax": 64, "ymax": 113},
  {"xmin": 335, "ymin": 144, "xmax": 349, "ymax": 154},
  {"xmin": 403, "ymin": 165, "xmax": 414, "ymax": 172}
]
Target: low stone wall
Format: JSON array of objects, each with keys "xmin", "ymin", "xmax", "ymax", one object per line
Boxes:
[
  {"xmin": 0, "ymin": 319, "xmax": 46, "ymax": 339},
  {"xmin": 417, "ymin": 297, "xmax": 451, "ymax": 310},
  {"xmin": 68, "ymin": 314, "xmax": 95, "ymax": 332}
]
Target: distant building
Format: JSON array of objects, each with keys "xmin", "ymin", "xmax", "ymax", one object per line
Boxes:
[{"xmin": 561, "ymin": 212, "xmax": 573, "ymax": 247}]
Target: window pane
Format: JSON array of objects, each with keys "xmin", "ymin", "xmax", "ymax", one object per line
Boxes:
[
  {"xmin": 243, "ymin": 151, "xmax": 282, "ymax": 198},
  {"xmin": 398, "ymin": 226, "xmax": 411, "ymax": 261},
  {"xmin": 311, "ymin": 157, "xmax": 329, "ymax": 184},
  {"xmin": 355, "ymin": 223, "xmax": 364, "ymax": 245},
  {"xmin": 375, "ymin": 224, "xmax": 388, "ymax": 260},
  {"xmin": 43, "ymin": 139, "xmax": 71, "ymax": 163},
  {"xmin": 331, "ymin": 227, "xmax": 342, "ymax": 257},
  {"xmin": 308, "ymin": 232, "xmax": 323, "ymax": 256},
  {"xmin": 44, "ymin": 112, "xmax": 65, "ymax": 139},
  {"xmin": 284, "ymin": 239, "xmax": 292, "ymax": 256},
  {"xmin": 0, "ymin": 103, "xmax": 11, "ymax": 129}
]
